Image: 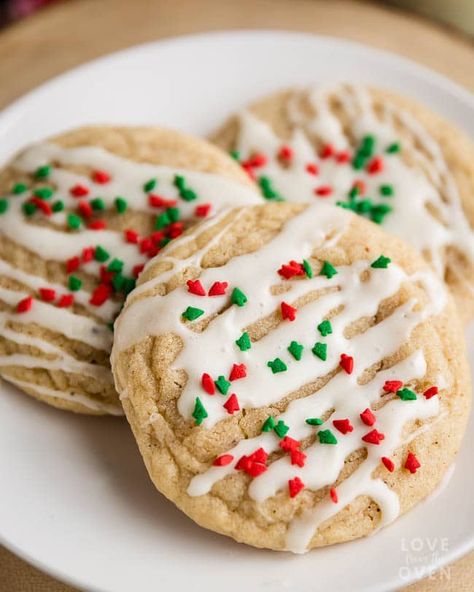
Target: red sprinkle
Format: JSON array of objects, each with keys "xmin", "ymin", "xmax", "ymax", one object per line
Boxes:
[
  {"xmin": 229, "ymin": 363, "xmax": 247, "ymax": 381},
  {"xmin": 281, "ymin": 301, "xmax": 297, "ymax": 321},
  {"xmin": 248, "ymin": 153, "xmax": 267, "ymax": 168},
  {"xmin": 140, "ymin": 237, "xmax": 154, "ymax": 254},
  {"xmin": 278, "ymin": 145, "xmax": 293, "ymax": 162},
  {"xmin": 89, "ymin": 219, "xmax": 107, "ymax": 230},
  {"xmin": 381, "ymin": 456, "xmax": 395, "ymax": 472},
  {"xmin": 82, "ymin": 247, "xmax": 95, "ymax": 263},
  {"xmin": 330, "ymin": 487, "xmax": 338, "ymax": 503},
  {"xmin": 367, "ymin": 156, "xmax": 383, "ymax": 175},
  {"xmin": 247, "ymin": 462, "xmax": 268, "ymax": 477},
  {"xmin": 208, "ymin": 281, "xmax": 228, "ymax": 296},
  {"xmin": 78, "ymin": 201, "xmax": 93, "ymax": 218},
  {"xmin": 201, "ymin": 372, "xmax": 215, "ymax": 395},
  {"xmin": 100, "ymin": 266, "xmax": 114, "ymax": 285},
  {"xmin": 148, "ymin": 194, "xmax": 177, "ymax": 208},
  {"xmin": 150, "ymin": 231, "xmax": 165, "ymax": 245},
  {"xmin": 320, "ymin": 144, "xmax": 335, "ymax": 159},
  {"xmin": 66, "ymin": 256, "xmax": 80, "ymax": 274},
  {"xmin": 90, "ymin": 283, "xmax": 111, "ymax": 306},
  {"xmin": 336, "ymin": 151, "xmax": 351, "ymax": 163},
  {"xmin": 383, "ymin": 380, "xmax": 403, "ymax": 393},
  {"xmin": 133, "ymin": 264, "xmax": 145, "ymax": 278},
  {"xmin": 278, "ymin": 260, "xmax": 305, "ymax": 279},
  {"xmin": 305, "ymin": 163, "xmax": 319, "ymax": 176},
  {"xmin": 290, "ymin": 449, "xmax": 307, "ymax": 467},
  {"xmin": 70, "ymin": 184, "xmax": 89, "ymax": 198},
  {"xmin": 352, "ymin": 179, "xmax": 366, "ymax": 195},
  {"xmin": 213, "ymin": 454, "xmax": 234, "ymax": 467},
  {"xmin": 92, "ymin": 170, "xmax": 111, "ymax": 184},
  {"xmin": 57, "ymin": 294, "xmax": 74, "ymax": 308},
  {"xmin": 423, "ymin": 386, "xmax": 438, "ymax": 400},
  {"xmin": 168, "ymin": 222, "xmax": 184, "ymax": 239},
  {"xmin": 224, "ymin": 394, "xmax": 240, "ymax": 414},
  {"xmin": 235, "ymin": 448, "xmax": 268, "ymax": 477},
  {"xmin": 360, "ymin": 408, "xmax": 376, "ymax": 426},
  {"xmin": 16, "ymin": 296, "xmax": 33, "ymax": 313},
  {"xmin": 195, "ymin": 203, "xmax": 211, "ymax": 217},
  {"xmin": 339, "ymin": 354, "xmax": 354, "ymax": 375},
  {"xmin": 187, "ymin": 279, "xmax": 206, "ymax": 296},
  {"xmin": 30, "ymin": 197, "xmax": 52, "ymax": 216},
  {"xmin": 315, "ymin": 185, "xmax": 333, "ymax": 197},
  {"xmin": 39, "ymin": 288, "xmax": 56, "ymax": 302},
  {"xmin": 279, "ymin": 436, "xmax": 300, "ymax": 452},
  {"xmin": 362, "ymin": 429, "xmax": 385, "ymax": 445},
  {"xmin": 125, "ymin": 229, "xmax": 139, "ymax": 244},
  {"xmin": 405, "ymin": 452, "xmax": 421, "ymax": 474},
  {"xmin": 288, "ymin": 476, "xmax": 305, "ymax": 498},
  {"xmin": 248, "ymin": 448, "xmax": 268, "ymax": 464},
  {"xmin": 332, "ymin": 418, "xmax": 353, "ymax": 435}
]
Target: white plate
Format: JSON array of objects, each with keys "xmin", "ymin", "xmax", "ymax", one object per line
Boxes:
[{"xmin": 0, "ymin": 31, "xmax": 473, "ymax": 592}]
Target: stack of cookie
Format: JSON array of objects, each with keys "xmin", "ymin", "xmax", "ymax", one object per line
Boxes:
[{"xmin": 0, "ymin": 84, "xmax": 472, "ymax": 553}]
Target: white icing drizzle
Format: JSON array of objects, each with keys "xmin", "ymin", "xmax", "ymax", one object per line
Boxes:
[
  {"xmin": 113, "ymin": 202, "xmax": 448, "ymax": 552},
  {"xmin": 234, "ymin": 84, "xmax": 474, "ymax": 278},
  {"xmin": 0, "ymin": 140, "xmax": 260, "ymax": 411}
]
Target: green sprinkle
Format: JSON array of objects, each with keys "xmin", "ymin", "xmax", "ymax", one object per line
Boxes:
[
  {"xmin": 371, "ymin": 203, "xmax": 392, "ymax": 224},
  {"xmin": 317, "ymin": 320, "xmax": 332, "ymax": 337},
  {"xmin": 397, "ymin": 388, "xmax": 417, "ymax": 401},
  {"xmin": 123, "ymin": 277, "xmax": 136, "ymax": 295},
  {"xmin": 107, "ymin": 258, "xmax": 124, "ymax": 273},
  {"xmin": 235, "ymin": 332, "xmax": 251, "ymax": 351},
  {"xmin": 115, "ymin": 197, "xmax": 128, "ymax": 213},
  {"xmin": 318, "ymin": 429, "xmax": 338, "ymax": 445},
  {"xmin": 288, "ymin": 340, "xmax": 304, "ymax": 361},
  {"xmin": 305, "ymin": 417, "xmax": 323, "ymax": 426},
  {"xmin": 155, "ymin": 211, "xmax": 171, "ymax": 229},
  {"xmin": 192, "ymin": 397, "xmax": 208, "ymax": 425},
  {"xmin": 67, "ymin": 213, "xmax": 82, "ymax": 230},
  {"xmin": 258, "ymin": 176, "xmax": 282, "ymax": 201},
  {"xmin": 302, "ymin": 259, "xmax": 313, "ymax": 278},
  {"xmin": 182, "ymin": 188, "xmax": 197, "ymax": 202},
  {"xmin": 68, "ymin": 276, "xmax": 82, "ymax": 291},
  {"xmin": 230, "ymin": 150, "xmax": 240, "ymax": 161},
  {"xmin": 215, "ymin": 375, "xmax": 230, "ymax": 395},
  {"xmin": 349, "ymin": 185, "xmax": 360, "ymax": 199},
  {"xmin": 35, "ymin": 165, "xmax": 51, "ymax": 179},
  {"xmin": 0, "ymin": 199, "xmax": 9, "ymax": 214},
  {"xmin": 371, "ymin": 255, "xmax": 391, "ymax": 269},
  {"xmin": 261, "ymin": 416, "xmax": 275, "ymax": 432},
  {"xmin": 143, "ymin": 178, "xmax": 157, "ymax": 192},
  {"xmin": 12, "ymin": 182, "xmax": 27, "ymax": 195},
  {"xmin": 22, "ymin": 202, "xmax": 37, "ymax": 216},
  {"xmin": 52, "ymin": 200, "xmax": 64, "ymax": 212},
  {"xmin": 91, "ymin": 197, "xmax": 105, "ymax": 211},
  {"xmin": 379, "ymin": 184, "xmax": 394, "ymax": 197},
  {"xmin": 352, "ymin": 154, "xmax": 366, "ymax": 170},
  {"xmin": 174, "ymin": 175, "xmax": 186, "ymax": 191},
  {"xmin": 94, "ymin": 245, "xmax": 110, "ymax": 262},
  {"xmin": 312, "ymin": 342, "xmax": 327, "ymax": 361},
  {"xmin": 182, "ymin": 306, "xmax": 204, "ymax": 321},
  {"xmin": 274, "ymin": 420, "xmax": 289, "ymax": 438},
  {"xmin": 319, "ymin": 261, "xmax": 337, "ymax": 279},
  {"xmin": 159, "ymin": 237, "xmax": 171, "ymax": 248},
  {"xmin": 231, "ymin": 287, "xmax": 247, "ymax": 307},
  {"xmin": 107, "ymin": 322, "xmax": 114, "ymax": 332},
  {"xmin": 267, "ymin": 358, "xmax": 287, "ymax": 374},
  {"xmin": 167, "ymin": 207, "xmax": 180, "ymax": 222},
  {"xmin": 112, "ymin": 273, "xmax": 125, "ymax": 292},
  {"xmin": 355, "ymin": 199, "xmax": 373, "ymax": 214},
  {"xmin": 34, "ymin": 186, "xmax": 53, "ymax": 200},
  {"xmin": 361, "ymin": 135, "xmax": 375, "ymax": 156},
  {"xmin": 386, "ymin": 142, "xmax": 401, "ymax": 154}
]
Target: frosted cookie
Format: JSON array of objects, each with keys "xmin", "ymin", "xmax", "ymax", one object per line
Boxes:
[
  {"xmin": 112, "ymin": 202, "xmax": 470, "ymax": 552},
  {"xmin": 0, "ymin": 126, "xmax": 259, "ymax": 414},
  {"xmin": 211, "ymin": 84, "xmax": 474, "ymax": 321}
]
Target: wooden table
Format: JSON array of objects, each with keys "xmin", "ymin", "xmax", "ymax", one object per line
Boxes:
[{"xmin": 0, "ymin": 0, "xmax": 473, "ymax": 590}]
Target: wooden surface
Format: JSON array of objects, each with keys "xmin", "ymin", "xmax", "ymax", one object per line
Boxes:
[{"xmin": 0, "ymin": 0, "xmax": 473, "ymax": 590}]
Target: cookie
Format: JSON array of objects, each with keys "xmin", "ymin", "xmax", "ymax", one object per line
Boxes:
[
  {"xmin": 211, "ymin": 84, "xmax": 474, "ymax": 321},
  {"xmin": 111, "ymin": 201, "xmax": 470, "ymax": 552},
  {"xmin": 0, "ymin": 126, "xmax": 260, "ymax": 414}
]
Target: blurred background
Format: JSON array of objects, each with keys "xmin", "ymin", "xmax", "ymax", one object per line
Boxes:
[{"xmin": 0, "ymin": 0, "xmax": 473, "ymax": 34}]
